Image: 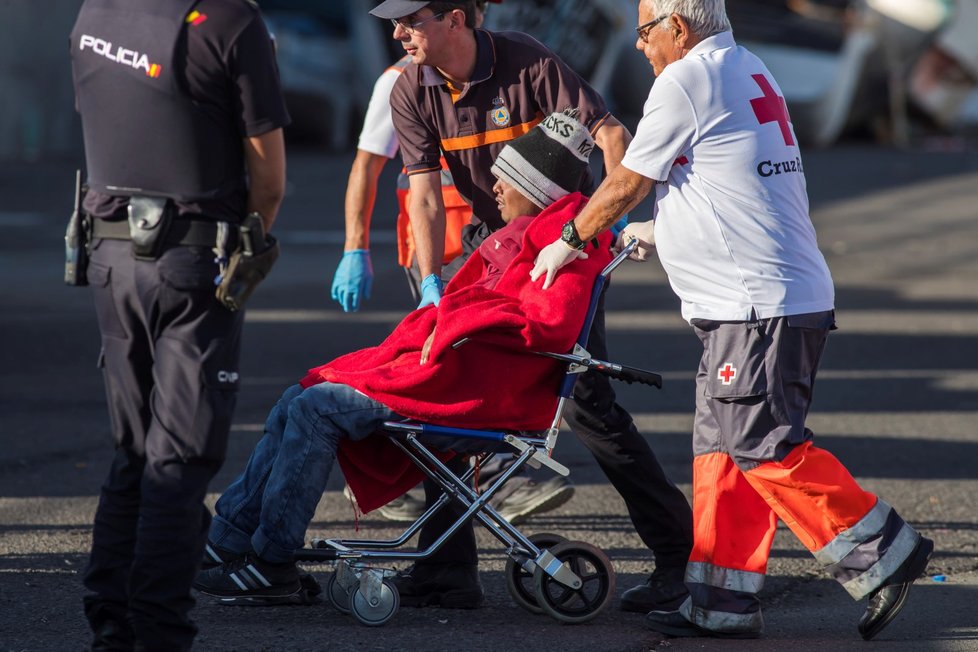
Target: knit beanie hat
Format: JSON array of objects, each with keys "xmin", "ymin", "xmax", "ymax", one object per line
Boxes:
[{"xmin": 490, "ymin": 111, "xmax": 595, "ymax": 209}]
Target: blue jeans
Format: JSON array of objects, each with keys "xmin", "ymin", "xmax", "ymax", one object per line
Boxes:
[{"xmin": 209, "ymin": 382, "xmax": 399, "ymax": 563}]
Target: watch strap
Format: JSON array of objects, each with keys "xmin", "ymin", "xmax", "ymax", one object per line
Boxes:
[{"xmin": 561, "ymin": 219, "xmax": 586, "ymax": 250}]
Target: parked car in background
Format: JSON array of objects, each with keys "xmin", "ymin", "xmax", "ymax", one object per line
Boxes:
[{"xmin": 265, "ymin": 0, "xmax": 977, "ymax": 151}]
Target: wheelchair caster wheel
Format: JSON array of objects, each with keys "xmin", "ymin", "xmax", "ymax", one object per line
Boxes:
[
  {"xmin": 533, "ymin": 540, "xmax": 615, "ymax": 624},
  {"xmin": 349, "ymin": 579, "xmax": 399, "ymax": 626},
  {"xmin": 505, "ymin": 532, "xmax": 568, "ymax": 614},
  {"xmin": 326, "ymin": 571, "xmax": 352, "ymax": 614}
]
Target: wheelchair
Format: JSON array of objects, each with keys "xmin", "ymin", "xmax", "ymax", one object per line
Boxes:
[{"xmin": 294, "ymin": 241, "xmax": 662, "ymax": 626}]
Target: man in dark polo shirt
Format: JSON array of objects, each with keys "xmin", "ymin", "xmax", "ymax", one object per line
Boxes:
[
  {"xmin": 70, "ymin": 0, "xmax": 289, "ymax": 649},
  {"xmin": 368, "ymin": 0, "xmax": 695, "ymax": 614}
]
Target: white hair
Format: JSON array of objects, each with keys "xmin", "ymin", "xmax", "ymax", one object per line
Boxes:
[{"xmin": 647, "ymin": 0, "xmax": 731, "ymax": 37}]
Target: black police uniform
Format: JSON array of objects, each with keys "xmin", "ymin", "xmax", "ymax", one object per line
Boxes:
[{"xmin": 69, "ymin": 0, "xmax": 289, "ymax": 649}]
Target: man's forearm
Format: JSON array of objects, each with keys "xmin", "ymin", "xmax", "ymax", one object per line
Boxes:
[
  {"xmin": 407, "ymin": 173, "xmax": 447, "ymax": 278},
  {"xmin": 594, "ymin": 116, "xmax": 632, "ymax": 174},
  {"xmin": 343, "ymin": 150, "xmax": 389, "ymax": 250},
  {"xmin": 245, "ymin": 128, "xmax": 286, "ymax": 232},
  {"xmin": 575, "ymin": 164, "xmax": 654, "ymax": 240}
]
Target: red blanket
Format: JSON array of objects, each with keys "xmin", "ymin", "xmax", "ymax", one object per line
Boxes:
[{"xmin": 299, "ymin": 193, "xmax": 611, "ymax": 512}]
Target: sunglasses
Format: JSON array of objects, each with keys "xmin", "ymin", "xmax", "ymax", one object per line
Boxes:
[{"xmin": 391, "ymin": 11, "xmax": 445, "ymax": 34}]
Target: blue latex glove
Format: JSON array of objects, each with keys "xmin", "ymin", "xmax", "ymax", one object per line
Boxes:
[
  {"xmin": 418, "ymin": 273, "xmax": 444, "ymax": 308},
  {"xmin": 610, "ymin": 213, "xmax": 629, "ymax": 238},
  {"xmin": 331, "ymin": 249, "xmax": 373, "ymax": 313}
]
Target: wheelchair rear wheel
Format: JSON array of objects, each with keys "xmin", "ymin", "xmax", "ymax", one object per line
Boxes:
[
  {"xmin": 326, "ymin": 571, "xmax": 352, "ymax": 614},
  {"xmin": 349, "ymin": 579, "xmax": 399, "ymax": 626},
  {"xmin": 532, "ymin": 540, "xmax": 615, "ymax": 624},
  {"xmin": 505, "ymin": 532, "xmax": 568, "ymax": 614}
]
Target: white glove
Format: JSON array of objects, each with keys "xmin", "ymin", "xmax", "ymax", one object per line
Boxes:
[
  {"xmin": 529, "ymin": 238, "xmax": 589, "ymax": 290},
  {"xmin": 614, "ymin": 220, "xmax": 656, "ymax": 261}
]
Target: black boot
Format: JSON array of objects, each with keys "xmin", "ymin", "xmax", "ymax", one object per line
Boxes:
[
  {"xmin": 620, "ymin": 566, "xmax": 688, "ymax": 612},
  {"xmin": 391, "ymin": 563, "xmax": 484, "ymax": 609},
  {"xmin": 90, "ymin": 619, "xmax": 133, "ymax": 652}
]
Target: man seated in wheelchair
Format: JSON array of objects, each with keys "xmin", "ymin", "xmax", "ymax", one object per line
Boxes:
[{"xmin": 194, "ymin": 111, "xmax": 612, "ymax": 603}]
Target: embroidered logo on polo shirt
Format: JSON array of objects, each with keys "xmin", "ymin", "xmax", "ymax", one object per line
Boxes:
[
  {"xmin": 490, "ymin": 97, "xmax": 511, "ymax": 127},
  {"xmin": 717, "ymin": 362, "xmax": 737, "ymax": 385}
]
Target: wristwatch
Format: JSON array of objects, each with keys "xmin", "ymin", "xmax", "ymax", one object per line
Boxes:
[{"xmin": 560, "ymin": 219, "xmax": 586, "ymax": 250}]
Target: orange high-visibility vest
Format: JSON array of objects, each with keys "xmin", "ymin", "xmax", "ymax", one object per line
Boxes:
[{"xmin": 395, "ymin": 157, "xmax": 471, "ymax": 268}]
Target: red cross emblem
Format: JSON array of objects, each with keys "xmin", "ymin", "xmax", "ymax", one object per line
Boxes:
[
  {"xmin": 749, "ymin": 74, "xmax": 794, "ymax": 146},
  {"xmin": 717, "ymin": 363, "xmax": 737, "ymax": 385}
]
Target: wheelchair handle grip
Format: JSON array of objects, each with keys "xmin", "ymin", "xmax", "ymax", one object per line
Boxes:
[
  {"xmin": 534, "ymin": 350, "xmax": 663, "ymax": 389},
  {"xmin": 594, "ymin": 360, "xmax": 663, "ymax": 388}
]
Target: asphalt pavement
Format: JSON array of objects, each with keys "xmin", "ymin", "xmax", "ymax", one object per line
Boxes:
[{"xmin": 1, "ymin": 140, "xmax": 977, "ymax": 652}]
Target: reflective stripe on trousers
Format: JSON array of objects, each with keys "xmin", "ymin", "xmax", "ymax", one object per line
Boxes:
[
  {"xmin": 684, "ymin": 451, "xmax": 773, "ymax": 634},
  {"xmin": 744, "ymin": 442, "xmax": 919, "ymax": 599},
  {"xmin": 813, "ymin": 497, "xmax": 920, "ymax": 599},
  {"xmin": 687, "ymin": 446, "xmax": 920, "ymax": 632},
  {"xmin": 681, "ymin": 561, "xmax": 765, "ymax": 634}
]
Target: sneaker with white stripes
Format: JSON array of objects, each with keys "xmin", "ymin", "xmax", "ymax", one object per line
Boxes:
[
  {"xmin": 193, "ymin": 552, "xmax": 301, "ymax": 602},
  {"xmin": 202, "ymin": 541, "xmax": 241, "ymax": 570}
]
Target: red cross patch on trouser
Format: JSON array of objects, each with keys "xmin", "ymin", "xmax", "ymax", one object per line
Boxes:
[{"xmin": 717, "ymin": 362, "xmax": 737, "ymax": 385}]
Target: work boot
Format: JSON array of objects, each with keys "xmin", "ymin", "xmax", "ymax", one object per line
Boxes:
[
  {"xmin": 620, "ymin": 566, "xmax": 688, "ymax": 612},
  {"xmin": 858, "ymin": 536, "xmax": 934, "ymax": 640},
  {"xmin": 90, "ymin": 618, "xmax": 133, "ymax": 652},
  {"xmin": 391, "ymin": 563, "xmax": 484, "ymax": 609},
  {"xmin": 492, "ymin": 476, "xmax": 574, "ymax": 524}
]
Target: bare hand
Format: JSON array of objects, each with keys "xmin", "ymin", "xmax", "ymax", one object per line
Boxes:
[{"xmin": 420, "ymin": 326, "xmax": 436, "ymax": 364}]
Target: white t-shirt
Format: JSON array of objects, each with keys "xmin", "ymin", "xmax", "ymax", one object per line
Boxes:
[
  {"xmin": 621, "ymin": 32, "xmax": 834, "ymax": 322},
  {"xmin": 356, "ymin": 57, "xmax": 408, "ymax": 158}
]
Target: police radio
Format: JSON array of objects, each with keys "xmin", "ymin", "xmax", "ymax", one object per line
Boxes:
[{"xmin": 64, "ymin": 169, "xmax": 90, "ymax": 286}]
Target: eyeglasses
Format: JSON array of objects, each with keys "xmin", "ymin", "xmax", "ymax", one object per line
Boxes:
[
  {"xmin": 391, "ymin": 12, "xmax": 444, "ymax": 34},
  {"xmin": 636, "ymin": 14, "xmax": 668, "ymax": 43}
]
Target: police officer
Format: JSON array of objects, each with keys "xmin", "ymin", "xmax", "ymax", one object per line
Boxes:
[{"xmin": 69, "ymin": 0, "xmax": 289, "ymax": 649}]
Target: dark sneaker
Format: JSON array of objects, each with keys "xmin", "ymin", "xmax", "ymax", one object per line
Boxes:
[
  {"xmin": 645, "ymin": 609, "xmax": 761, "ymax": 639},
  {"xmin": 492, "ymin": 476, "xmax": 574, "ymax": 524},
  {"xmin": 858, "ymin": 536, "xmax": 934, "ymax": 640},
  {"xmin": 391, "ymin": 563, "xmax": 484, "ymax": 609},
  {"xmin": 377, "ymin": 492, "xmax": 427, "ymax": 522},
  {"xmin": 193, "ymin": 552, "xmax": 301, "ymax": 603},
  {"xmin": 344, "ymin": 485, "xmax": 426, "ymax": 522},
  {"xmin": 202, "ymin": 541, "xmax": 242, "ymax": 570},
  {"xmin": 200, "ymin": 541, "xmax": 321, "ymax": 602},
  {"xmin": 620, "ymin": 566, "xmax": 688, "ymax": 612}
]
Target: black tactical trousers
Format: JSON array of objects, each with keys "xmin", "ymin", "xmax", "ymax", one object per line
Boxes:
[
  {"xmin": 417, "ymin": 223, "xmax": 694, "ymax": 571},
  {"xmin": 82, "ymin": 239, "xmax": 242, "ymax": 651},
  {"xmin": 560, "ymin": 294, "xmax": 694, "ymax": 571}
]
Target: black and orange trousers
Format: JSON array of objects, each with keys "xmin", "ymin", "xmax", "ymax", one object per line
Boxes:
[{"xmin": 682, "ymin": 312, "xmax": 921, "ymax": 635}]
